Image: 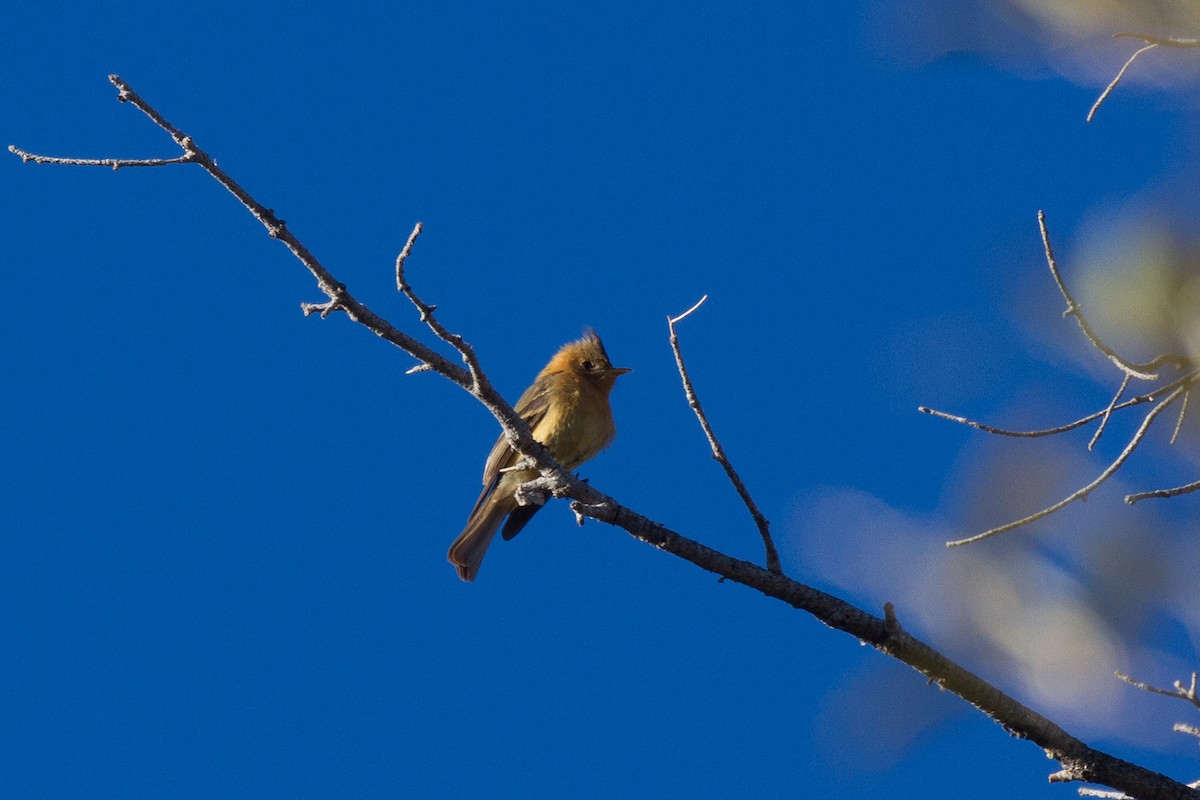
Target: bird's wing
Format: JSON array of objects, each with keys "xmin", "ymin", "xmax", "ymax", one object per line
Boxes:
[{"xmin": 471, "ymin": 373, "xmax": 554, "ymax": 515}]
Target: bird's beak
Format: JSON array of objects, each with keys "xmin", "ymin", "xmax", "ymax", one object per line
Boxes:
[{"xmin": 610, "ymin": 367, "xmax": 633, "ymax": 376}]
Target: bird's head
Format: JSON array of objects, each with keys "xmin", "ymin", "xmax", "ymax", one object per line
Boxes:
[{"xmin": 548, "ymin": 328, "xmax": 631, "ymax": 394}]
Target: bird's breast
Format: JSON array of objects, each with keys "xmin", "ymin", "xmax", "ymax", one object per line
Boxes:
[{"xmin": 531, "ymin": 378, "xmax": 616, "ymax": 470}]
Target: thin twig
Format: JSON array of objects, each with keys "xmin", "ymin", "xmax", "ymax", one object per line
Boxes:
[
  {"xmin": 667, "ymin": 295, "xmax": 782, "ymax": 574},
  {"xmin": 918, "ymin": 394, "xmax": 1154, "ymax": 438},
  {"xmin": 102, "ymin": 78, "xmax": 457, "ymax": 379},
  {"xmin": 1126, "ymin": 478, "xmax": 1200, "ymax": 505},
  {"xmin": 1115, "ymin": 671, "xmax": 1200, "ymax": 711},
  {"xmin": 10, "ymin": 76, "xmax": 559, "ymax": 485},
  {"xmin": 7, "ymin": 145, "xmax": 193, "ymax": 169},
  {"xmin": 392, "ymin": 220, "xmax": 501, "ymax": 413},
  {"xmin": 394, "ymin": 222, "xmax": 424, "ymax": 296},
  {"xmin": 1089, "ymin": 33, "xmax": 1200, "ymax": 122},
  {"xmin": 1039, "ymin": 211, "xmax": 1187, "ymax": 380},
  {"xmin": 1113, "ymin": 33, "xmax": 1200, "ymax": 48},
  {"xmin": 1170, "ymin": 389, "xmax": 1191, "ymax": 445},
  {"xmin": 668, "ymin": 295, "xmax": 709, "ymax": 327},
  {"xmin": 1090, "ymin": 374, "xmax": 1131, "ymax": 451},
  {"xmin": 1088, "ymin": 42, "xmax": 1159, "ymax": 123},
  {"xmin": 947, "ymin": 385, "xmax": 1187, "ymax": 547}
]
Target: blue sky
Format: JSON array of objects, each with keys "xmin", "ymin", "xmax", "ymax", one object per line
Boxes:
[{"xmin": 4, "ymin": 2, "xmax": 1200, "ymax": 798}]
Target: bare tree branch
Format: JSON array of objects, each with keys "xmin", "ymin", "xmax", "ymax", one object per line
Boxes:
[
  {"xmin": 393, "ymin": 220, "xmax": 493, "ymax": 396},
  {"xmin": 11, "ymin": 76, "xmax": 1200, "ymax": 800},
  {"xmin": 947, "ymin": 385, "xmax": 1187, "ymax": 547},
  {"xmin": 1116, "ymin": 671, "xmax": 1200, "ymax": 712},
  {"xmin": 1088, "ymin": 42, "xmax": 1160, "ymax": 123},
  {"xmin": 1113, "ymin": 33, "xmax": 1200, "ymax": 48},
  {"xmin": 927, "ymin": 211, "xmax": 1200, "ymax": 545},
  {"xmin": 919, "ymin": 394, "xmax": 1155, "ymax": 438},
  {"xmin": 1126, "ymin": 478, "xmax": 1200, "ymax": 504},
  {"xmin": 1170, "ymin": 389, "xmax": 1191, "ymax": 446},
  {"xmin": 667, "ymin": 295, "xmax": 782, "ymax": 574},
  {"xmin": 8, "ymin": 144, "xmax": 192, "ymax": 169},
  {"xmin": 1039, "ymin": 211, "xmax": 1188, "ymax": 381},
  {"xmin": 1113, "ymin": 671, "xmax": 1200, "ymax": 791},
  {"xmin": 1079, "ymin": 789, "xmax": 1132, "ymax": 799},
  {"xmin": 1090, "ymin": 33, "xmax": 1200, "ymax": 123},
  {"xmin": 1091, "ymin": 375, "xmax": 1132, "ymax": 451}
]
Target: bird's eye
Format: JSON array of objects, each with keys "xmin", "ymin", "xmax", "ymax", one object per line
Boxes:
[{"xmin": 581, "ymin": 360, "xmax": 596, "ymax": 371}]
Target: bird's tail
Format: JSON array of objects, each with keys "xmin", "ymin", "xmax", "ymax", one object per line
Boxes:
[{"xmin": 447, "ymin": 491, "xmax": 511, "ymax": 582}]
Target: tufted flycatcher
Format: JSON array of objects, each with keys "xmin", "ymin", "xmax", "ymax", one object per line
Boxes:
[{"xmin": 448, "ymin": 329, "xmax": 630, "ymax": 581}]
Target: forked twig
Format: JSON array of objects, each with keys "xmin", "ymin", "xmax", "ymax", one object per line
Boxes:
[
  {"xmin": 1116, "ymin": 671, "xmax": 1200, "ymax": 711},
  {"xmin": 668, "ymin": 295, "xmax": 782, "ymax": 573},
  {"xmin": 919, "ymin": 394, "xmax": 1154, "ymax": 438},
  {"xmin": 12, "ymin": 76, "xmax": 556, "ymax": 486},
  {"xmin": 390, "ymin": 221, "xmax": 500, "ymax": 398},
  {"xmin": 947, "ymin": 385, "xmax": 1187, "ymax": 547},
  {"xmin": 922, "ymin": 369, "xmax": 1199, "ymax": 440},
  {"xmin": 930, "ymin": 211, "xmax": 1199, "ymax": 545}
]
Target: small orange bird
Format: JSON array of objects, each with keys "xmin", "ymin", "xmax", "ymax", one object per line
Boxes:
[{"xmin": 448, "ymin": 329, "xmax": 630, "ymax": 581}]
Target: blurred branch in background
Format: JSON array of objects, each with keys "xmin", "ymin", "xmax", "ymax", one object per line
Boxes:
[
  {"xmin": 1091, "ymin": 34, "xmax": 1200, "ymax": 122},
  {"xmin": 1117, "ymin": 670, "xmax": 1200, "ymax": 712},
  {"xmin": 1105, "ymin": 671, "xmax": 1200, "ymax": 793},
  {"xmin": 924, "ymin": 212, "xmax": 1199, "ymax": 547},
  {"xmin": 870, "ymin": 2, "xmax": 1200, "ymax": 119}
]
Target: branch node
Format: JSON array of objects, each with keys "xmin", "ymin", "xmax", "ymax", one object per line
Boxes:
[
  {"xmin": 514, "ymin": 477, "xmax": 552, "ymax": 509},
  {"xmin": 499, "ymin": 456, "xmax": 537, "ymax": 474},
  {"xmin": 883, "ymin": 602, "xmax": 901, "ymax": 636},
  {"xmin": 300, "ymin": 299, "xmax": 344, "ymax": 319},
  {"xmin": 1048, "ymin": 768, "xmax": 1078, "ymax": 784}
]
